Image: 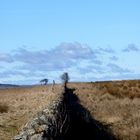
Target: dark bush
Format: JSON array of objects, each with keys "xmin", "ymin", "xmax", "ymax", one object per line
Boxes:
[{"xmin": 0, "ymin": 103, "xmax": 9, "ymax": 113}]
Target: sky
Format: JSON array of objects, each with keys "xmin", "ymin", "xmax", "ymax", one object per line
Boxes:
[{"xmin": 0, "ymin": 0, "xmax": 140, "ymax": 84}]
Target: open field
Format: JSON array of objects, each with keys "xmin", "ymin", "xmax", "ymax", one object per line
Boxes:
[
  {"xmin": 68, "ymin": 80, "xmax": 140, "ymax": 140},
  {"xmin": 0, "ymin": 80, "xmax": 140, "ymax": 140},
  {"xmin": 0, "ymin": 85, "xmax": 62, "ymax": 140}
]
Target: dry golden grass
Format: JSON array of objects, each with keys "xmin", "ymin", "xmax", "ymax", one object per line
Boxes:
[
  {"xmin": 0, "ymin": 85, "xmax": 62, "ymax": 140},
  {"xmin": 1, "ymin": 80, "xmax": 140, "ymax": 140},
  {"xmin": 68, "ymin": 80, "xmax": 140, "ymax": 140}
]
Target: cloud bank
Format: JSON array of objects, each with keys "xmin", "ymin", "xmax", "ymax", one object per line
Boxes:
[{"xmin": 0, "ymin": 42, "xmax": 139, "ymax": 84}]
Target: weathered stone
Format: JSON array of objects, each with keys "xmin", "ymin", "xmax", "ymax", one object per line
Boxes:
[
  {"xmin": 36, "ymin": 125, "xmax": 48, "ymax": 133},
  {"xmin": 26, "ymin": 129, "xmax": 36, "ymax": 136},
  {"xmin": 24, "ymin": 118, "xmax": 39, "ymax": 130},
  {"xmin": 38, "ymin": 115, "xmax": 48, "ymax": 124},
  {"xmin": 30, "ymin": 134, "xmax": 43, "ymax": 140},
  {"xmin": 13, "ymin": 133, "xmax": 27, "ymax": 140}
]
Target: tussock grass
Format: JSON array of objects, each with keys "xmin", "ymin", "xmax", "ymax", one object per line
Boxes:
[
  {"xmin": 1, "ymin": 80, "xmax": 140, "ymax": 140},
  {"xmin": 68, "ymin": 80, "xmax": 140, "ymax": 140},
  {"xmin": 0, "ymin": 85, "xmax": 62, "ymax": 140}
]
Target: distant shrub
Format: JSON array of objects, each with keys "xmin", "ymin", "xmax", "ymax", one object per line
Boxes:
[
  {"xmin": 138, "ymin": 84, "xmax": 140, "ymax": 89},
  {"xmin": 104, "ymin": 83, "xmax": 119, "ymax": 96},
  {"xmin": 128, "ymin": 81, "xmax": 137, "ymax": 87},
  {"xmin": 0, "ymin": 103, "xmax": 9, "ymax": 113},
  {"xmin": 123, "ymin": 85, "xmax": 128, "ymax": 90}
]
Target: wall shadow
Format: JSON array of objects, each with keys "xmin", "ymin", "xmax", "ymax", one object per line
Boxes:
[{"xmin": 63, "ymin": 87, "xmax": 117, "ymax": 140}]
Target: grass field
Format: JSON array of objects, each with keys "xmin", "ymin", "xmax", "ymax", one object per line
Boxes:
[
  {"xmin": 0, "ymin": 80, "xmax": 140, "ymax": 140},
  {"xmin": 68, "ymin": 80, "xmax": 140, "ymax": 140},
  {"xmin": 0, "ymin": 85, "xmax": 62, "ymax": 140}
]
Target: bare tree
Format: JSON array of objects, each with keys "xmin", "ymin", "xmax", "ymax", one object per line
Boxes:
[
  {"xmin": 40, "ymin": 79, "xmax": 48, "ymax": 85},
  {"xmin": 60, "ymin": 72, "xmax": 70, "ymax": 88}
]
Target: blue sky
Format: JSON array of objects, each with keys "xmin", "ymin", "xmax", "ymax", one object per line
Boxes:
[{"xmin": 0, "ymin": 0, "xmax": 140, "ymax": 84}]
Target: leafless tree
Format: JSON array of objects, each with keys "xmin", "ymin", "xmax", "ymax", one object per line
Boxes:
[
  {"xmin": 60, "ymin": 72, "xmax": 70, "ymax": 88},
  {"xmin": 40, "ymin": 79, "xmax": 48, "ymax": 85}
]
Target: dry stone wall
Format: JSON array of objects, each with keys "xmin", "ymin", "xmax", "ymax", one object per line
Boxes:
[{"xmin": 13, "ymin": 87, "xmax": 69, "ymax": 140}]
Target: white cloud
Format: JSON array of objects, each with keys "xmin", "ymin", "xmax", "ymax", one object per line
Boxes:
[
  {"xmin": 0, "ymin": 53, "xmax": 13, "ymax": 63},
  {"xmin": 122, "ymin": 43, "xmax": 140, "ymax": 52},
  {"xmin": 107, "ymin": 63, "xmax": 132, "ymax": 74},
  {"xmin": 12, "ymin": 42, "xmax": 98, "ymax": 72},
  {"xmin": 0, "ymin": 42, "xmax": 139, "ymax": 84}
]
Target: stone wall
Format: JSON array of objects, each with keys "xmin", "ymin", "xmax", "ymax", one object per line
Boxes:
[{"xmin": 13, "ymin": 87, "xmax": 69, "ymax": 140}]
